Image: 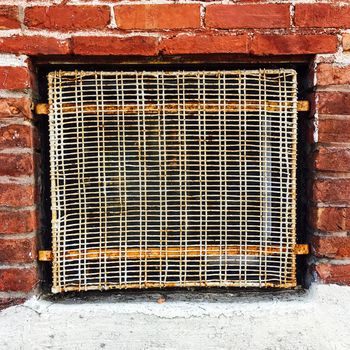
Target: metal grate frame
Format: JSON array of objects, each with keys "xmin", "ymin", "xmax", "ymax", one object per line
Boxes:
[{"xmin": 48, "ymin": 69, "xmax": 298, "ymax": 292}]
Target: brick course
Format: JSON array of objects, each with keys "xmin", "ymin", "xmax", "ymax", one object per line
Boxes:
[
  {"xmin": 24, "ymin": 6, "xmax": 110, "ymax": 31},
  {"xmin": 115, "ymin": 5, "xmax": 200, "ymax": 30},
  {"xmin": 206, "ymin": 4, "xmax": 290, "ymax": 29}
]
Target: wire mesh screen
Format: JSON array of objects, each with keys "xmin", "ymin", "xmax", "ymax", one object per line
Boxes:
[{"xmin": 48, "ymin": 69, "xmax": 298, "ymax": 293}]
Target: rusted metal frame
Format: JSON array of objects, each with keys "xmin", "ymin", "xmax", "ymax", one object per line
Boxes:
[
  {"xmin": 39, "ymin": 244, "xmax": 309, "ymax": 262},
  {"xmin": 35, "ymin": 100, "xmax": 309, "ymax": 116}
]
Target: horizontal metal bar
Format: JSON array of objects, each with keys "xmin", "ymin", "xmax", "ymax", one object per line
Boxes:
[
  {"xmin": 53, "ymin": 100, "xmax": 308, "ymax": 115},
  {"xmin": 41, "ymin": 244, "xmax": 308, "ymax": 262},
  {"xmin": 61, "ymin": 244, "xmax": 305, "ymax": 261}
]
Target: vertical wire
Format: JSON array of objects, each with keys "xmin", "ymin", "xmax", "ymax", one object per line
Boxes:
[
  {"xmin": 161, "ymin": 73, "xmax": 169, "ymax": 284},
  {"xmin": 182, "ymin": 71, "xmax": 188, "ymax": 284},
  {"xmin": 291, "ymin": 71, "xmax": 298, "ymax": 286},
  {"xmin": 135, "ymin": 73, "xmax": 143, "ymax": 287},
  {"xmin": 258, "ymin": 71, "xmax": 263, "ymax": 287},
  {"xmin": 202, "ymin": 72, "xmax": 208, "ymax": 283},
  {"xmin": 263, "ymin": 70, "xmax": 269, "ymax": 285},
  {"xmin": 120, "ymin": 73, "xmax": 128, "ymax": 286},
  {"xmin": 177, "ymin": 72, "xmax": 183, "ymax": 285},
  {"xmin": 95, "ymin": 72, "xmax": 103, "ymax": 289},
  {"xmin": 141, "ymin": 73, "xmax": 148, "ymax": 285},
  {"xmin": 238, "ymin": 71, "xmax": 243, "ymax": 285},
  {"xmin": 78, "ymin": 72, "xmax": 89, "ymax": 290},
  {"xmin": 59, "ymin": 73, "xmax": 67, "ymax": 290},
  {"xmin": 197, "ymin": 72, "xmax": 203, "ymax": 285},
  {"xmin": 223, "ymin": 72, "xmax": 228, "ymax": 282},
  {"xmin": 157, "ymin": 73, "xmax": 163, "ymax": 286},
  {"xmin": 49, "ymin": 72, "xmax": 57, "ymax": 290},
  {"xmin": 243, "ymin": 72, "xmax": 248, "ymax": 286},
  {"xmin": 278, "ymin": 72, "xmax": 284, "ymax": 285},
  {"xmin": 218, "ymin": 72, "xmax": 223, "ymax": 284},
  {"xmin": 100, "ymin": 72, "xmax": 108, "ymax": 288},
  {"xmin": 115, "ymin": 72, "xmax": 122, "ymax": 286}
]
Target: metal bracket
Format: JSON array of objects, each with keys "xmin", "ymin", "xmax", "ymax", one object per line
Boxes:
[
  {"xmin": 293, "ymin": 244, "xmax": 309, "ymax": 255},
  {"xmin": 38, "ymin": 250, "xmax": 53, "ymax": 261},
  {"xmin": 297, "ymin": 100, "xmax": 310, "ymax": 112},
  {"xmin": 35, "ymin": 103, "xmax": 49, "ymax": 115}
]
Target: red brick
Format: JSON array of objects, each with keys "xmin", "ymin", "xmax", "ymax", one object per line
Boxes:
[
  {"xmin": 115, "ymin": 4, "xmax": 200, "ymax": 30},
  {"xmin": 0, "ymin": 184, "xmax": 35, "ymax": 207},
  {"xmin": 313, "ymin": 179, "xmax": 350, "ymax": 204},
  {"xmin": 343, "ymin": 34, "xmax": 350, "ymax": 51},
  {"xmin": 317, "ymin": 64, "xmax": 350, "ymax": 86},
  {"xmin": 251, "ymin": 34, "xmax": 337, "ymax": 55},
  {"xmin": 309, "ymin": 207, "xmax": 350, "ymax": 232},
  {"xmin": 296, "ymin": 4, "xmax": 350, "ymax": 29},
  {"xmin": 0, "ymin": 67, "xmax": 30, "ymax": 90},
  {"xmin": 0, "ymin": 298, "xmax": 25, "ymax": 311},
  {"xmin": 315, "ymin": 264, "xmax": 350, "ymax": 285},
  {"xmin": 0, "ymin": 98, "xmax": 32, "ymax": 119},
  {"xmin": 0, "ymin": 154, "xmax": 34, "ymax": 177},
  {"xmin": 0, "ymin": 237, "xmax": 36, "ymax": 263},
  {"xmin": 206, "ymin": 4, "xmax": 290, "ymax": 29},
  {"xmin": 318, "ymin": 119, "xmax": 350, "ymax": 143},
  {"xmin": 0, "ymin": 125, "xmax": 33, "ymax": 149},
  {"xmin": 72, "ymin": 36, "xmax": 158, "ymax": 56},
  {"xmin": 318, "ymin": 92, "xmax": 350, "ymax": 115},
  {"xmin": 24, "ymin": 5, "xmax": 110, "ymax": 31},
  {"xmin": 315, "ymin": 147, "xmax": 350, "ymax": 172},
  {"xmin": 311, "ymin": 236, "xmax": 350, "ymax": 259},
  {"xmin": 0, "ymin": 6, "xmax": 20, "ymax": 29},
  {"xmin": 0, "ymin": 36, "xmax": 70, "ymax": 55},
  {"xmin": 160, "ymin": 34, "xmax": 249, "ymax": 55},
  {"xmin": 0, "ymin": 210, "xmax": 37, "ymax": 234},
  {"xmin": 0, "ymin": 268, "xmax": 37, "ymax": 292}
]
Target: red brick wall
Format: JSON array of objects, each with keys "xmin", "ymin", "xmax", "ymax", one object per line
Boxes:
[{"xmin": 0, "ymin": 1, "xmax": 349, "ymax": 308}]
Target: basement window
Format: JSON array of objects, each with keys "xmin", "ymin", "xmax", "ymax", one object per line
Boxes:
[{"xmin": 47, "ymin": 69, "xmax": 302, "ymax": 293}]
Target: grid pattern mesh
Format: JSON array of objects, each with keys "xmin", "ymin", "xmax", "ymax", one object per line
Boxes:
[{"xmin": 48, "ymin": 69, "xmax": 298, "ymax": 293}]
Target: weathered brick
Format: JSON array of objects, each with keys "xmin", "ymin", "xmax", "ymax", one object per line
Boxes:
[
  {"xmin": 72, "ymin": 36, "xmax": 158, "ymax": 56},
  {"xmin": 0, "ymin": 36, "xmax": 70, "ymax": 55},
  {"xmin": 115, "ymin": 4, "xmax": 200, "ymax": 30},
  {"xmin": 0, "ymin": 210, "xmax": 37, "ymax": 234},
  {"xmin": 318, "ymin": 119, "xmax": 350, "ymax": 143},
  {"xmin": 0, "ymin": 184, "xmax": 35, "ymax": 207},
  {"xmin": 0, "ymin": 125, "xmax": 33, "ymax": 149},
  {"xmin": 296, "ymin": 4, "xmax": 350, "ymax": 28},
  {"xmin": 25, "ymin": 5, "xmax": 110, "ymax": 31},
  {"xmin": 315, "ymin": 264, "xmax": 350, "ymax": 285},
  {"xmin": 0, "ymin": 154, "xmax": 34, "ymax": 177},
  {"xmin": 311, "ymin": 236, "xmax": 350, "ymax": 259},
  {"xmin": 0, "ymin": 98, "xmax": 32, "ymax": 119},
  {"xmin": 343, "ymin": 34, "xmax": 350, "ymax": 51},
  {"xmin": 318, "ymin": 92, "xmax": 350, "ymax": 115},
  {"xmin": 206, "ymin": 4, "xmax": 290, "ymax": 29},
  {"xmin": 0, "ymin": 67, "xmax": 30, "ymax": 90},
  {"xmin": 317, "ymin": 64, "xmax": 350, "ymax": 86},
  {"xmin": 313, "ymin": 179, "xmax": 350, "ymax": 204},
  {"xmin": 251, "ymin": 35, "xmax": 337, "ymax": 55},
  {"xmin": 160, "ymin": 34, "xmax": 249, "ymax": 55},
  {"xmin": 0, "ymin": 6, "xmax": 20, "ymax": 29},
  {"xmin": 0, "ymin": 237, "xmax": 36, "ymax": 263},
  {"xmin": 314, "ymin": 147, "xmax": 350, "ymax": 172},
  {"xmin": 0, "ymin": 268, "xmax": 37, "ymax": 292},
  {"xmin": 309, "ymin": 207, "xmax": 350, "ymax": 232}
]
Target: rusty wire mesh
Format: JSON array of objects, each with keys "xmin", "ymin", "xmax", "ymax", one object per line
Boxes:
[{"xmin": 48, "ymin": 69, "xmax": 298, "ymax": 293}]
